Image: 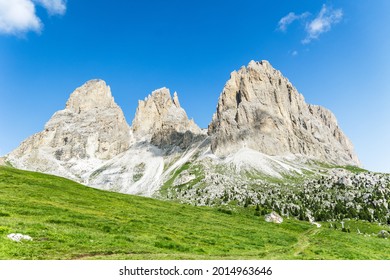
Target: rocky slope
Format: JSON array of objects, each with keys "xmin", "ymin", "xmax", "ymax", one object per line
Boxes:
[
  {"xmin": 208, "ymin": 60, "xmax": 360, "ymax": 166},
  {"xmin": 163, "ymin": 161, "xmax": 390, "ymax": 223}
]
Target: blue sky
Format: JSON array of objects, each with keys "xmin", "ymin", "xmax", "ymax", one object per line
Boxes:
[{"xmin": 0, "ymin": 0, "xmax": 389, "ymax": 173}]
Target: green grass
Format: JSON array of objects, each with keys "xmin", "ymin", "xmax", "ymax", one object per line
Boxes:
[
  {"xmin": 313, "ymin": 161, "xmax": 368, "ymax": 174},
  {"xmin": 245, "ymin": 168, "xmax": 318, "ymax": 186},
  {"xmin": 0, "ymin": 166, "xmax": 390, "ymax": 260},
  {"xmin": 159, "ymin": 162, "xmax": 206, "ymax": 198},
  {"xmin": 160, "ymin": 162, "xmax": 191, "ymax": 193}
]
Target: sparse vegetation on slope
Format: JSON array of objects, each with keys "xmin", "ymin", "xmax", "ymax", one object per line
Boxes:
[
  {"xmin": 161, "ymin": 160, "xmax": 390, "ymax": 223},
  {"xmin": 1, "ymin": 166, "xmax": 390, "ymax": 260}
]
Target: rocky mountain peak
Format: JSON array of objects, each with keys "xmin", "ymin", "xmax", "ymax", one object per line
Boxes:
[
  {"xmin": 132, "ymin": 87, "xmax": 203, "ymax": 148},
  {"xmin": 65, "ymin": 79, "xmax": 116, "ymax": 113},
  {"xmin": 7, "ymin": 80, "xmax": 132, "ymax": 179},
  {"xmin": 208, "ymin": 60, "xmax": 360, "ymax": 166}
]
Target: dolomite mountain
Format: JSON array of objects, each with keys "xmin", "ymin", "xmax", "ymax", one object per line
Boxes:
[
  {"xmin": 132, "ymin": 87, "xmax": 204, "ymax": 149},
  {"xmin": 4, "ymin": 60, "xmax": 361, "ymax": 197},
  {"xmin": 6, "ymin": 80, "xmax": 132, "ymax": 180},
  {"xmin": 209, "ymin": 60, "xmax": 359, "ymax": 166}
]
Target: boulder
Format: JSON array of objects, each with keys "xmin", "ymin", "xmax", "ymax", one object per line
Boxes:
[
  {"xmin": 7, "ymin": 233, "xmax": 33, "ymax": 242},
  {"xmin": 265, "ymin": 211, "xmax": 283, "ymax": 224},
  {"xmin": 378, "ymin": 230, "xmax": 390, "ymax": 238}
]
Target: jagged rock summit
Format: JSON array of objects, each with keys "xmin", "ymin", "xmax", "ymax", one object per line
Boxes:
[
  {"xmin": 66, "ymin": 79, "xmax": 117, "ymax": 113},
  {"xmin": 208, "ymin": 60, "xmax": 360, "ymax": 166},
  {"xmin": 7, "ymin": 80, "xmax": 132, "ymax": 178},
  {"xmin": 132, "ymin": 87, "xmax": 204, "ymax": 149}
]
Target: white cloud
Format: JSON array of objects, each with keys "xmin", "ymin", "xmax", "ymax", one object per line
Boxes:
[
  {"xmin": 0, "ymin": 0, "xmax": 41, "ymax": 34},
  {"xmin": 303, "ymin": 4, "xmax": 343, "ymax": 44},
  {"xmin": 292, "ymin": 50, "xmax": 298, "ymax": 56},
  {"xmin": 278, "ymin": 4, "xmax": 343, "ymax": 44},
  {"xmin": 278, "ymin": 12, "xmax": 309, "ymax": 32},
  {"xmin": 0, "ymin": 0, "xmax": 66, "ymax": 35},
  {"xmin": 34, "ymin": 0, "xmax": 66, "ymax": 15}
]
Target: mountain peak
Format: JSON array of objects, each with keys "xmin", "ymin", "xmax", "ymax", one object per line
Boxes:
[
  {"xmin": 132, "ymin": 87, "xmax": 203, "ymax": 148},
  {"xmin": 247, "ymin": 59, "xmax": 270, "ymax": 68},
  {"xmin": 209, "ymin": 60, "xmax": 360, "ymax": 166},
  {"xmin": 7, "ymin": 79, "xmax": 131, "ymax": 176},
  {"xmin": 65, "ymin": 79, "xmax": 116, "ymax": 113}
]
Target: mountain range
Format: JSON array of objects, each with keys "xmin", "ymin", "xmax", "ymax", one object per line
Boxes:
[
  {"xmin": 3, "ymin": 60, "xmax": 390, "ymax": 223},
  {"xmin": 2, "ymin": 60, "xmax": 359, "ymax": 192}
]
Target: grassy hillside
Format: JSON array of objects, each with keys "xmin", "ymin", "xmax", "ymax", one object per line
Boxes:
[{"xmin": 0, "ymin": 166, "xmax": 390, "ymax": 260}]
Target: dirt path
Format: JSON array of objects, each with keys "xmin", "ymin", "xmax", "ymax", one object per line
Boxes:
[{"xmin": 293, "ymin": 227, "xmax": 321, "ymax": 257}]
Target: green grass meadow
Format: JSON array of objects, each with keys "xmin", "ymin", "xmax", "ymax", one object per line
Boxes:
[{"xmin": 0, "ymin": 166, "xmax": 389, "ymax": 260}]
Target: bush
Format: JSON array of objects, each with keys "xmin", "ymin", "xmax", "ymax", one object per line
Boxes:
[
  {"xmin": 261, "ymin": 209, "xmax": 268, "ymax": 215},
  {"xmin": 0, "ymin": 226, "xmax": 9, "ymax": 233},
  {"xmin": 218, "ymin": 208, "xmax": 233, "ymax": 215}
]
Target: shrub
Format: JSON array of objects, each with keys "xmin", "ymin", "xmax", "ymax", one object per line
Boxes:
[{"xmin": 218, "ymin": 208, "xmax": 233, "ymax": 215}]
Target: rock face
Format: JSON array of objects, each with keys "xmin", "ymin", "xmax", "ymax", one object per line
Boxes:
[
  {"xmin": 7, "ymin": 80, "xmax": 132, "ymax": 175},
  {"xmin": 208, "ymin": 60, "xmax": 360, "ymax": 166},
  {"xmin": 132, "ymin": 87, "xmax": 203, "ymax": 149}
]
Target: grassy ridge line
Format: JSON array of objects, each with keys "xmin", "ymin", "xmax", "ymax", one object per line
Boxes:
[{"xmin": 0, "ymin": 166, "xmax": 389, "ymax": 260}]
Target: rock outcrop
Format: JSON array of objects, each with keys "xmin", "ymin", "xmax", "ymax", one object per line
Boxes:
[
  {"xmin": 208, "ymin": 60, "xmax": 360, "ymax": 166},
  {"xmin": 132, "ymin": 87, "xmax": 204, "ymax": 149},
  {"xmin": 7, "ymin": 80, "xmax": 132, "ymax": 176}
]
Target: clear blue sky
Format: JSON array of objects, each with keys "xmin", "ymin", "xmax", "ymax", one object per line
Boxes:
[{"xmin": 0, "ymin": 0, "xmax": 389, "ymax": 173}]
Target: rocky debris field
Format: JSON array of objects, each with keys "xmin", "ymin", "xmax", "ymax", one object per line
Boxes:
[{"xmin": 164, "ymin": 165, "xmax": 390, "ymax": 223}]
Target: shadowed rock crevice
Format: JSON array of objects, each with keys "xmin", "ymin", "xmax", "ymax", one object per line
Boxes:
[{"xmin": 151, "ymin": 128, "xmax": 207, "ymax": 150}]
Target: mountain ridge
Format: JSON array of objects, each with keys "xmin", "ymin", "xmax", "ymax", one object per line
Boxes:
[{"xmin": 4, "ymin": 60, "xmax": 361, "ymax": 197}]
